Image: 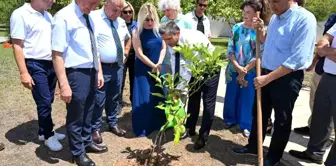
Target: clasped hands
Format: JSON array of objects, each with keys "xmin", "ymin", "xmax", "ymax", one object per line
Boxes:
[
  {"xmin": 151, "ymin": 63, "xmax": 162, "ymax": 73},
  {"xmin": 236, "ymin": 66, "xmax": 248, "ymax": 87}
]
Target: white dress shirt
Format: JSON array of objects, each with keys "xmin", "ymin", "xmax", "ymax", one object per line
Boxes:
[
  {"xmin": 184, "ymin": 11, "xmax": 211, "ymax": 38},
  {"xmin": 324, "ymin": 24, "xmax": 336, "ymax": 75},
  {"xmin": 51, "ymin": 1, "xmax": 98, "ymax": 69},
  {"xmin": 10, "ymin": 3, "xmax": 53, "ymax": 61},
  {"xmin": 169, "ymin": 29, "xmax": 215, "ymax": 90},
  {"xmin": 91, "ymin": 9, "xmax": 130, "ymax": 63}
]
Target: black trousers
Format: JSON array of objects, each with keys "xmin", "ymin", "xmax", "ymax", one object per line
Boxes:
[
  {"xmin": 247, "ymin": 69, "xmax": 303, "ymax": 162},
  {"xmin": 66, "ymin": 68, "xmax": 96, "ymax": 156},
  {"xmin": 186, "ymin": 73, "xmax": 220, "ymax": 139},
  {"xmin": 121, "ymin": 51, "xmax": 135, "ymax": 103}
]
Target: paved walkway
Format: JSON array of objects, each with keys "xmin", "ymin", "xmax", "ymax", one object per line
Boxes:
[{"xmin": 214, "ymin": 68, "xmax": 331, "ymax": 166}]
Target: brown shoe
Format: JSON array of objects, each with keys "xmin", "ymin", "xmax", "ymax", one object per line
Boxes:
[
  {"xmin": 0, "ymin": 143, "xmax": 4, "ymax": 151},
  {"xmin": 92, "ymin": 131, "xmax": 103, "ymax": 144},
  {"xmin": 109, "ymin": 125, "xmax": 126, "ymax": 137}
]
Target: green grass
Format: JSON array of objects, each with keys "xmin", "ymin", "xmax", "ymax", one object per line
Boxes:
[
  {"xmin": 211, "ymin": 37, "xmax": 229, "ymax": 66},
  {"xmin": 211, "ymin": 37, "xmax": 229, "ymax": 56}
]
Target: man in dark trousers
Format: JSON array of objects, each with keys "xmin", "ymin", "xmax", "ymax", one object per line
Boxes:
[
  {"xmin": 52, "ymin": 0, "xmax": 107, "ymax": 165},
  {"xmin": 232, "ymin": 0, "xmax": 317, "ymax": 165}
]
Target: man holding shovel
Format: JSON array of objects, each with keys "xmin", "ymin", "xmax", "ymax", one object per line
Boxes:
[{"xmin": 232, "ymin": 0, "xmax": 316, "ymax": 165}]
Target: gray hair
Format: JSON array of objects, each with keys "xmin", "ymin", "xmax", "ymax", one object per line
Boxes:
[
  {"xmin": 158, "ymin": 0, "xmax": 181, "ymax": 11},
  {"xmin": 159, "ymin": 21, "xmax": 180, "ymax": 35}
]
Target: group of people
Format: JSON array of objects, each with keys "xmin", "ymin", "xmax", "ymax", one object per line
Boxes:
[{"xmin": 4, "ymin": 0, "xmax": 336, "ymax": 165}]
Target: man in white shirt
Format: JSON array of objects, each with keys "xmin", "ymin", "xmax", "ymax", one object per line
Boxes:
[
  {"xmin": 90, "ymin": 0, "xmax": 131, "ymax": 144},
  {"xmin": 289, "ymin": 24, "xmax": 336, "ymax": 166},
  {"xmin": 184, "ymin": 0, "xmax": 211, "ymax": 40},
  {"xmin": 159, "ymin": 21, "xmax": 219, "ymax": 150},
  {"xmin": 52, "ymin": 0, "xmax": 107, "ymax": 165},
  {"xmin": 10, "ymin": 0, "xmax": 65, "ymax": 152}
]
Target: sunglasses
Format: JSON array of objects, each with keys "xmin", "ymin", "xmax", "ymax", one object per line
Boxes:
[
  {"xmin": 198, "ymin": 3, "xmax": 208, "ymax": 8},
  {"xmin": 122, "ymin": 10, "xmax": 132, "ymax": 14},
  {"xmin": 145, "ymin": 18, "xmax": 154, "ymax": 22}
]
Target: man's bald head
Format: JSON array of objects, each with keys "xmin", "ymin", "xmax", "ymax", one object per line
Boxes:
[{"xmin": 104, "ymin": 0, "xmax": 125, "ymax": 20}]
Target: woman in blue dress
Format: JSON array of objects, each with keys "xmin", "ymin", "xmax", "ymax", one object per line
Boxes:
[
  {"xmin": 131, "ymin": 3, "xmax": 167, "ymax": 137},
  {"xmin": 223, "ymin": 0, "xmax": 264, "ymax": 137}
]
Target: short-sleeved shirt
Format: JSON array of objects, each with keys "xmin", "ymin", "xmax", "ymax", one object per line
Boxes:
[
  {"xmin": 10, "ymin": 3, "xmax": 53, "ymax": 61},
  {"xmin": 51, "ymin": 1, "xmax": 98, "ymax": 69},
  {"xmin": 91, "ymin": 8, "xmax": 130, "ymax": 63},
  {"xmin": 324, "ymin": 24, "xmax": 336, "ymax": 75},
  {"xmin": 262, "ymin": 5, "xmax": 317, "ymax": 71},
  {"xmin": 184, "ymin": 11, "xmax": 211, "ymax": 38}
]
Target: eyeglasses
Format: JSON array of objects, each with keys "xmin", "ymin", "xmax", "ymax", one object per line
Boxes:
[
  {"xmin": 198, "ymin": 3, "xmax": 208, "ymax": 8},
  {"xmin": 122, "ymin": 10, "xmax": 132, "ymax": 15},
  {"xmin": 144, "ymin": 18, "xmax": 154, "ymax": 22}
]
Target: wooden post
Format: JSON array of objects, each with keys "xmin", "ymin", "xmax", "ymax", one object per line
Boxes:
[{"xmin": 255, "ymin": 11, "xmax": 263, "ymax": 166}]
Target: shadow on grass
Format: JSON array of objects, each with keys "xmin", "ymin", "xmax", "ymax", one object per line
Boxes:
[{"xmin": 5, "ymin": 120, "xmax": 72, "ymax": 164}]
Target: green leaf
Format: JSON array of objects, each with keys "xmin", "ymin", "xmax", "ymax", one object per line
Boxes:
[{"xmin": 151, "ymin": 93, "xmax": 165, "ymax": 98}]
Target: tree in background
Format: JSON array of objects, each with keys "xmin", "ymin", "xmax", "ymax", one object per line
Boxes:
[
  {"xmin": 0, "ymin": 0, "xmax": 335, "ymax": 34},
  {"xmin": 305, "ymin": 0, "xmax": 336, "ymax": 22}
]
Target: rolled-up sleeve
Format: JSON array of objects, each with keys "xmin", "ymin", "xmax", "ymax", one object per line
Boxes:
[
  {"xmin": 10, "ymin": 12, "xmax": 26, "ymax": 40},
  {"xmin": 51, "ymin": 16, "xmax": 69, "ymax": 53},
  {"xmin": 282, "ymin": 17, "xmax": 316, "ymax": 70}
]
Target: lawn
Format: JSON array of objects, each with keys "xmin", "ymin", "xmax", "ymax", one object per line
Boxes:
[{"xmin": 211, "ymin": 37, "xmax": 229, "ymax": 57}]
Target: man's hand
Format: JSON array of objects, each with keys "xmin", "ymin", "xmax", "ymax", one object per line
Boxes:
[
  {"xmin": 252, "ymin": 17, "xmax": 265, "ymax": 33},
  {"xmin": 20, "ymin": 73, "xmax": 35, "ymax": 89},
  {"xmin": 254, "ymin": 74, "xmax": 272, "ymax": 89},
  {"xmin": 316, "ymin": 45, "xmax": 328, "ymax": 57},
  {"xmin": 60, "ymin": 84, "xmax": 72, "ymax": 103},
  {"xmin": 97, "ymin": 72, "xmax": 104, "ymax": 89}
]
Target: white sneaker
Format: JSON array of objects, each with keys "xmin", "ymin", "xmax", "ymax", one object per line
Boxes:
[
  {"xmin": 243, "ymin": 129, "xmax": 250, "ymax": 137},
  {"xmin": 39, "ymin": 132, "xmax": 66, "ymax": 141},
  {"xmin": 44, "ymin": 136, "xmax": 63, "ymax": 151}
]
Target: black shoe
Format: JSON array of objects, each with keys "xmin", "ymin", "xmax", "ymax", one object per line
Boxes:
[
  {"xmin": 85, "ymin": 143, "xmax": 108, "ymax": 154},
  {"xmin": 109, "ymin": 125, "xmax": 126, "ymax": 137},
  {"xmin": 232, "ymin": 146, "xmax": 257, "ymax": 156},
  {"xmin": 193, "ymin": 136, "xmax": 207, "ymax": 150},
  {"xmin": 0, "ymin": 143, "xmax": 4, "ymax": 151},
  {"xmin": 326, "ymin": 139, "xmax": 334, "ymax": 148},
  {"xmin": 293, "ymin": 126, "xmax": 310, "ymax": 136},
  {"xmin": 264, "ymin": 158, "xmax": 279, "ymax": 166},
  {"xmin": 289, "ymin": 150, "xmax": 323, "ymax": 164},
  {"xmin": 181, "ymin": 129, "xmax": 196, "ymax": 139},
  {"xmin": 72, "ymin": 153, "xmax": 96, "ymax": 166}
]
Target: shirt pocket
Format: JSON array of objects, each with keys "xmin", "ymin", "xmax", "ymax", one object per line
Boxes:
[{"xmin": 275, "ymin": 26, "xmax": 291, "ymax": 52}]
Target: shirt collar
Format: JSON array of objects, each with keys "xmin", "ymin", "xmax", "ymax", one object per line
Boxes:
[
  {"xmin": 192, "ymin": 11, "xmax": 205, "ymax": 20},
  {"xmin": 24, "ymin": 3, "xmax": 44, "ymax": 15},
  {"xmin": 72, "ymin": 0, "xmax": 84, "ymax": 18},
  {"xmin": 277, "ymin": 3, "xmax": 299, "ymax": 20}
]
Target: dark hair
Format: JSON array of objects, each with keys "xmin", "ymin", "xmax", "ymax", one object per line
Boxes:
[
  {"xmin": 294, "ymin": 0, "xmax": 306, "ymax": 6},
  {"xmin": 240, "ymin": 0, "xmax": 263, "ymax": 13}
]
